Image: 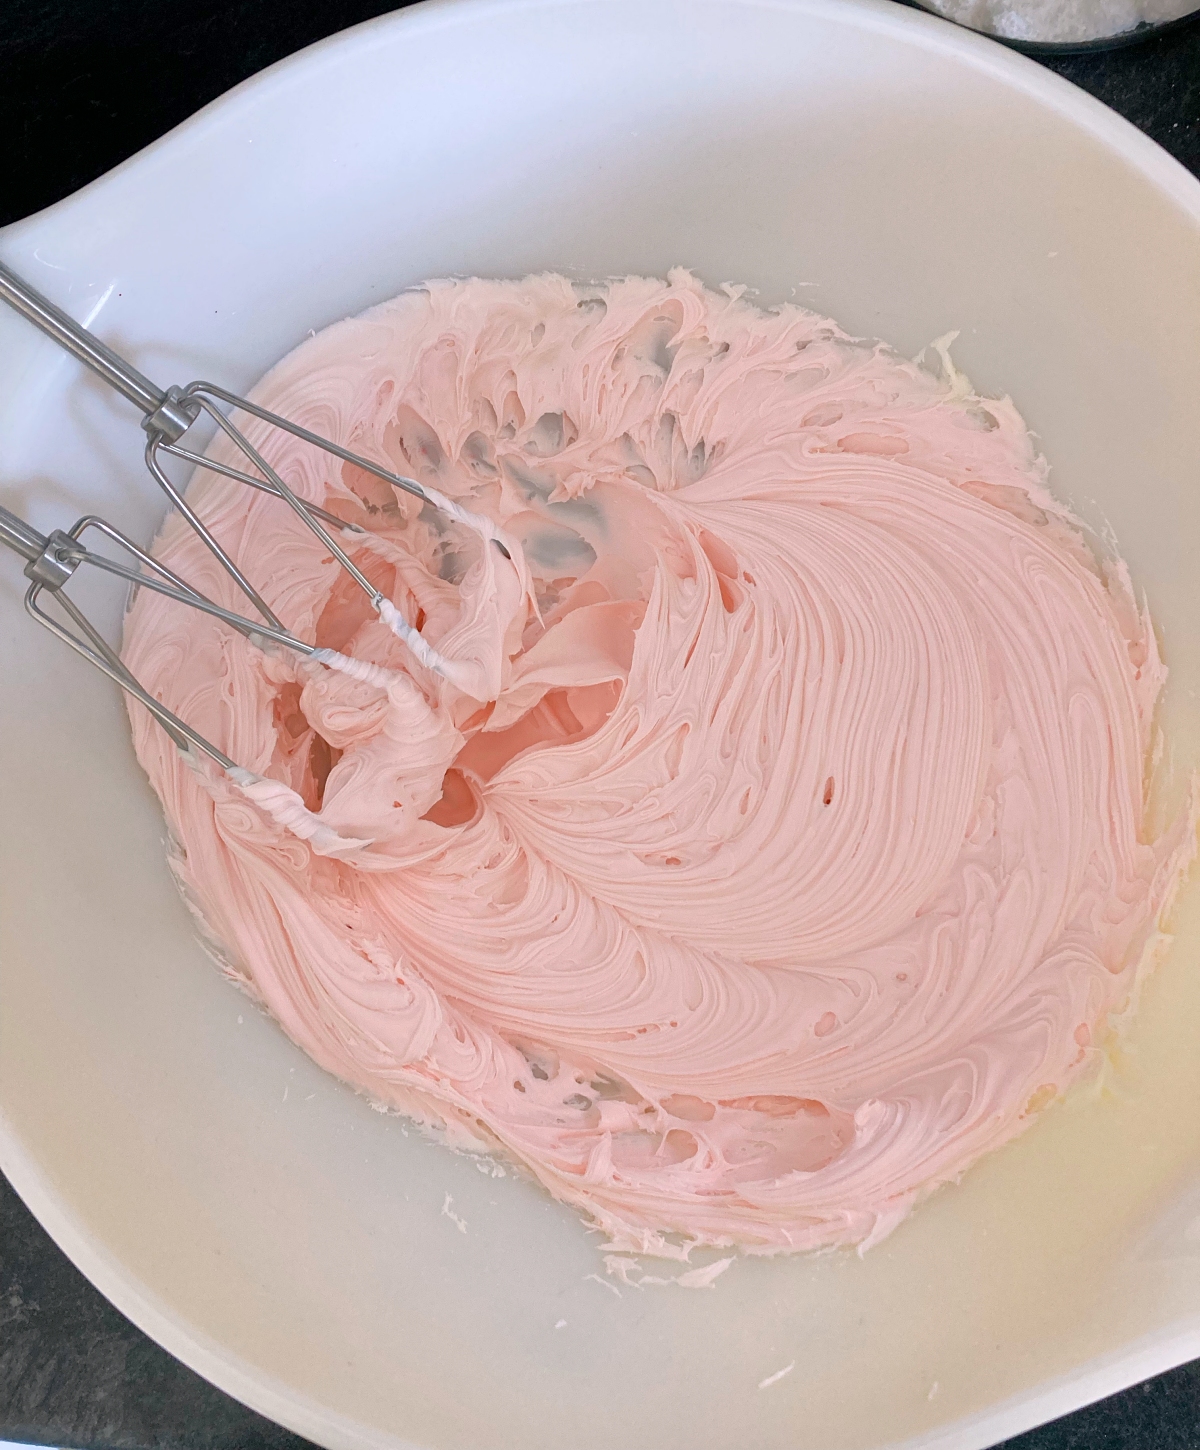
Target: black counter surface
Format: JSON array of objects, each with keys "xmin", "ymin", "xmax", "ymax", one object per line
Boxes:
[{"xmin": 2, "ymin": 3, "xmax": 1200, "ymax": 1446}]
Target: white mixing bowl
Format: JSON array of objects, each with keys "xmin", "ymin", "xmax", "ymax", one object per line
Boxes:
[{"xmin": 3, "ymin": 2, "xmax": 1200, "ymax": 1447}]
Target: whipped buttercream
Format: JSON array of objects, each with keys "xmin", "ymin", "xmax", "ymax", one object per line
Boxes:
[{"xmin": 122, "ymin": 272, "xmax": 1194, "ymax": 1253}]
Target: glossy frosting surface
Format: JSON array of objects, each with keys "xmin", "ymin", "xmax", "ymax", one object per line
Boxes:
[{"xmin": 123, "ymin": 273, "xmax": 1193, "ymax": 1253}]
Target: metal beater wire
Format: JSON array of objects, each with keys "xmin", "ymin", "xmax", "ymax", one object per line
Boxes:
[{"xmin": 0, "ymin": 259, "xmax": 502, "ymax": 783}]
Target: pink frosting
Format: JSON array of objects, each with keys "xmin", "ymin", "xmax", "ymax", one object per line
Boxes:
[{"xmin": 122, "ymin": 272, "xmax": 1195, "ymax": 1254}]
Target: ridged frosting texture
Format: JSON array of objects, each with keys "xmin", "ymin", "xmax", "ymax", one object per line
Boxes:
[{"xmin": 122, "ymin": 272, "xmax": 1194, "ymax": 1254}]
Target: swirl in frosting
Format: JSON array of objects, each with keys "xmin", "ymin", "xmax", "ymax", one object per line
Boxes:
[{"xmin": 122, "ymin": 272, "xmax": 1195, "ymax": 1254}]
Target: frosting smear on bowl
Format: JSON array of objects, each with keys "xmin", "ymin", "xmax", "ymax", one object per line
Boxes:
[{"xmin": 122, "ymin": 272, "xmax": 1195, "ymax": 1254}]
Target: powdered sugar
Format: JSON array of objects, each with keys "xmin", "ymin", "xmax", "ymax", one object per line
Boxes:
[{"xmin": 918, "ymin": 0, "xmax": 1195, "ymax": 42}]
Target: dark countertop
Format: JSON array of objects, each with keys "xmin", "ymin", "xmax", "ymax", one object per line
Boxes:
[{"xmin": 2, "ymin": 4, "xmax": 1200, "ymax": 1447}]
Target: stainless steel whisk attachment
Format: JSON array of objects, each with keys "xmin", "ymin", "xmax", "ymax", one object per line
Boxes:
[
  {"xmin": 0, "ymin": 261, "xmax": 508, "ymax": 640},
  {"xmin": 0, "ymin": 262, "xmax": 507, "ymax": 842},
  {"xmin": 0, "ymin": 501, "xmax": 333, "ymax": 773}
]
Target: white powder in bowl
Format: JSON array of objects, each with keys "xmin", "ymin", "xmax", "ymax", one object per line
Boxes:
[{"xmin": 918, "ymin": 0, "xmax": 1197, "ymax": 42}]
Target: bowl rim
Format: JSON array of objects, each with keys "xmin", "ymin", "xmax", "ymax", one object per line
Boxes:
[{"xmin": 4, "ymin": 0, "xmax": 1200, "ymax": 245}]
